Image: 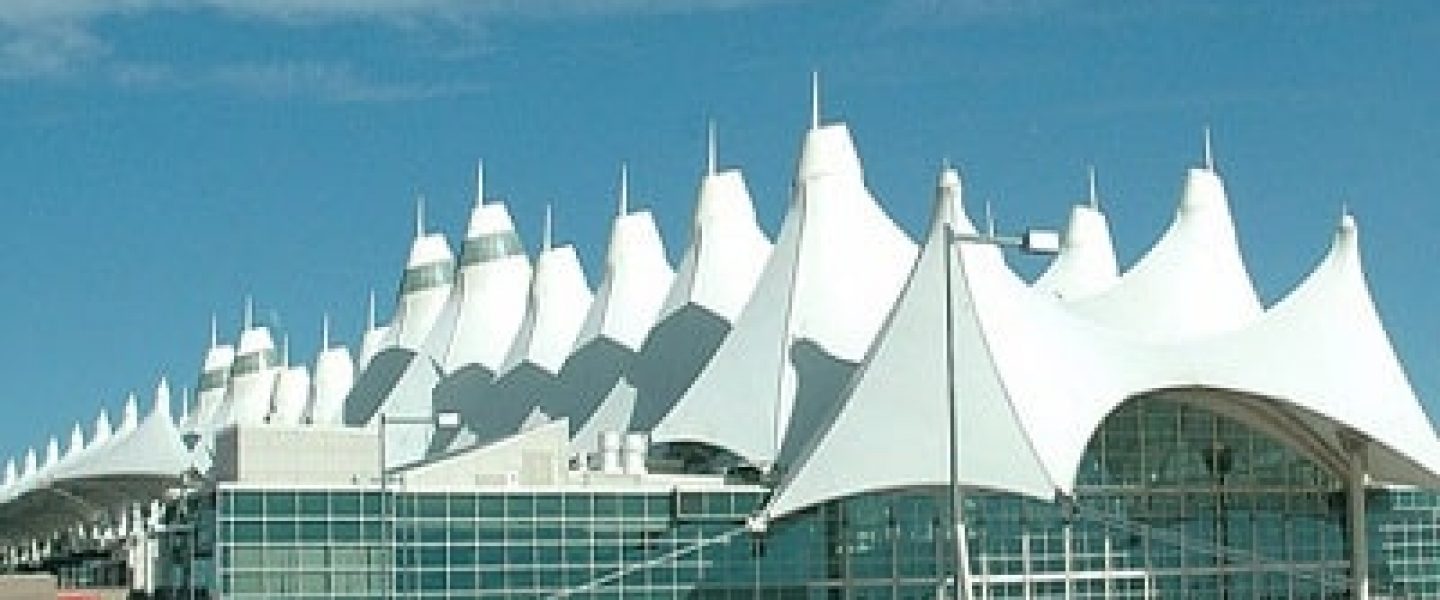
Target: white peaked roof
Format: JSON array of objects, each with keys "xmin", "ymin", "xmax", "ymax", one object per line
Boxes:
[
  {"xmin": 343, "ymin": 222, "xmax": 462, "ymax": 465},
  {"xmin": 358, "ymin": 291, "xmax": 390, "ymax": 370},
  {"xmin": 1070, "ymin": 164, "xmax": 1261, "ymax": 341},
  {"xmin": 342, "ymin": 215, "xmax": 458, "ymax": 443},
  {"xmin": 426, "ymin": 185, "xmax": 532, "ymax": 452},
  {"xmin": 651, "ymin": 121, "xmax": 918, "ymax": 466},
  {"xmin": 660, "ymin": 126, "xmax": 772, "ymax": 321},
  {"xmin": 766, "ymin": 174, "xmax": 1440, "ymax": 519},
  {"xmin": 628, "ymin": 136, "xmax": 772, "ymax": 432},
  {"xmin": 309, "ymin": 317, "xmax": 356, "ymax": 426},
  {"xmin": 1034, "ymin": 170, "xmax": 1120, "ymax": 300},
  {"xmin": 500, "ymin": 241, "xmax": 593, "ymax": 377},
  {"xmin": 550, "ymin": 175, "xmax": 675, "ymax": 451},
  {"xmin": 447, "ymin": 234, "xmax": 590, "ymax": 446},
  {"xmin": 443, "ymin": 200, "xmax": 532, "ymax": 373},
  {"xmin": 269, "ymin": 364, "xmax": 312, "ymax": 426},
  {"xmin": 218, "ymin": 323, "xmax": 280, "ymax": 427},
  {"xmin": 573, "ymin": 170, "xmax": 675, "ymax": 352},
  {"xmin": 0, "ymin": 380, "xmax": 193, "ymax": 540},
  {"xmin": 57, "ymin": 379, "xmax": 192, "ymax": 482},
  {"xmin": 387, "ymin": 231, "xmax": 456, "ymax": 350}
]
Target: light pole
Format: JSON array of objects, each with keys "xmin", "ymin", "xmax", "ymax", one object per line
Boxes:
[
  {"xmin": 944, "ymin": 224, "xmax": 1060, "ymax": 600},
  {"xmin": 378, "ymin": 411, "xmax": 460, "ymax": 600}
]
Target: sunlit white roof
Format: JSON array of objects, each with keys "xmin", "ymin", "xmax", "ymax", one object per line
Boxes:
[
  {"xmin": 443, "ymin": 198, "xmax": 531, "ymax": 373},
  {"xmin": 1033, "ymin": 169, "xmax": 1119, "ymax": 300},
  {"xmin": 549, "ymin": 167, "xmax": 675, "ymax": 453},
  {"xmin": 0, "ymin": 380, "xmax": 192, "ymax": 541},
  {"xmin": 308, "ymin": 316, "xmax": 356, "ymax": 426},
  {"xmin": 629, "ymin": 129, "xmax": 772, "ymax": 432},
  {"xmin": 651, "ymin": 119, "xmax": 917, "ymax": 467},
  {"xmin": 766, "ymin": 161, "xmax": 1440, "ymax": 520},
  {"xmin": 1070, "ymin": 158, "xmax": 1261, "ymax": 341}
]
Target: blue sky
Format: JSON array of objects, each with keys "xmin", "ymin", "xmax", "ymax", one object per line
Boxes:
[{"xmin": 0, "ymin": 0, "xmax": 1436, "ymax": 461}]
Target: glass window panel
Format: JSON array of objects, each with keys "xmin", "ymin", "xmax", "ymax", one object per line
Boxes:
[{"xmin": 332, "ymin": 492, "xmax": 362, "ymax": 516}]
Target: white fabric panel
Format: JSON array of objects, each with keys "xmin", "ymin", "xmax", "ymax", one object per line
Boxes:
[
  {"xmin": 212, "ymin": 326, "xmax": 280, "ymax": 428},
  {"xmin": 775, "ymin": 201, "xmax": 1440, "ymax": 517},
  {"xmin": 308, "ymin": 346, "xmax": 355, "ymax": 426},
  {"xmin": 1034, "ymin": 204, "xmax": 1119, "ymax": 300},
  {"xmin": 573, "ymin": 210, "xmax": 674, "ymax": 353},
  {"xmin": 652, "ymin": 123, "xmax": 916, "ymax": 465},
  {"xmin": 500, "ymin": 245, "xmax": 593, "ymax": 376},
  {"xmin": 661, "ymin": 169, "xmax": 771, "ymax": 321},
  {"xmin": 269, "ymin": 365, "xmax": 311, "ymax": 426},
  {"xmin": 1071, "ymin": 168, "xmax": 1261, "ymax": 341},
  {"xmin": 769, "ymin": 178, "xmax": 1056, "ymax": 518},
  {"xmin": 1187, "ymin": 216, "xmax": 1440, "ymax": 485},
  {"xmin": 386, "ymin": 233, "xmax": 455, "ymax": 350},
  {"xmin": 552, "ymin": 209, "xmax": 671, "ymax": 451},
  {"xmin": 627, "ymin": 166, "xmax": 770, "ymax": 433},
  {"xmin": 191, "ymin": 344, "xmax": 233, "ymax": 435},
  {"xmin": 442, "ymin": 202, "xmax": 532, "ymax": 373},
  {"xmin": 358, "ymin": 325, "xmax": 390, "ymax": 371}
]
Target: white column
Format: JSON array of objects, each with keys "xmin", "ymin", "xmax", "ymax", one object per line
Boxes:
[{"xmin": 1341, "ymin": 433, "xmax": 1369, "ymax": 599}]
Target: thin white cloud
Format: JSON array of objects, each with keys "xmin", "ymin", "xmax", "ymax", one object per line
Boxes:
[
  {"xmin": 205, "ymin": 60, "xmax": 484, "ymax": 103},
  {"xmin": 0, "ymin": 0, "xmax": 778, "ymax": 91}
]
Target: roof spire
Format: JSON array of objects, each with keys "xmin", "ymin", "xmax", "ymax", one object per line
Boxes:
[
  {"xmin": 706, "ymin": 119, "xmax": 717, "ymax": 176},
  {"xmin": 243, "ymin": 296, "xmax": 254, "ymax": 331},
  {"xmin": 1203, "ymin": 124, "xmax": 1214, "ymax": 171},
  {"xmin": 366, "ymin": 289, "xmax": 377, "ymax": 331},
  {"xmin": 1087, "ymin": 165, "xmax": 1100, "ymax": 210},
  {"xmin": 984, "ymin": 199, "xmax": 996, "ymax": 238},
  {"xmin": 321, "ymin": 313, "xmax": 331, "ymax": 350},
  {"xmin": 810, "ymin": 70, "xmax": 821, "ymax": 130},
  {"xmin": 542, "ymin": 202, "xmax": 553, "ymax": 251},
  {"xmin": 209, "ymin": 313, "xmax": 218, "ymax": 348},
  {"xmin": 281, "ymin": 335, "xmax": 290, "ymax": 366},
  {"xmin": 618, "ymin": 162, "xmax": 629, "ymax": 216},
  {"xmin": 415, "ymin": 194, "xmax": 426, "ymax": 238},
  {"xmin": 475, "ymin": 159, "xmax": 485, "ymax": 206}
]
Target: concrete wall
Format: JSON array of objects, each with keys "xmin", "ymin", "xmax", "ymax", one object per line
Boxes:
[{"xmin": 214, "ymin": 426, "xmax": 380, "ymax": 485}]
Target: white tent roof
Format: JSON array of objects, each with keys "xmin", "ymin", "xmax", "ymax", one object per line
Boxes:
[
  {"xmin": 358, "ymin": 290, "xmax": 390, "ymax": 370},
  {"xmin": 1033, "ymin": 171, "xmax": 1119, "ymax": 301},
  {"xmin": 651, "ymin": 121, "xmax": 917, "ymax": 466},
  {"xmin": 659, "ymin": 127, "xmax": 772, "ymax": 322},
  {"xmin": 443, "ymin": 200, "xmax": 531, "ymax": 373},
  {"xmin": 549, "ymin": 178, "xmax": 674, "ymax": 452},
  {"xmin": 1069, "ymin": 166, "xmax": 1261, "ymax": 341},
  {"xmin": 572, "ymin": 172, "xmax": 675, "ymax": 353},
  {"xmin": 766, "ymin": 165, "xmax": 1440, "ymax": 520},
  {"xmin": 341, "ymin": 223, "xmax": 458, "ymax": 466},
  {"xmin": 499, "ymin": 242, "xmax": 593, "ymax": 377},
  {"xmin": 306, "ymin": 315, "xmax": 356, "ymax": 426},
  {"xmin": 268, "ymin": 364, "xmax": 312, "ymax": 426},
  {"xmin": 426, "ymin": 194, "xmax": 532, "ymax": 451},
  {"xmin": 215, "ymin": 324, "xmax": 280, "ymax": 428},
  {"xmin": 629, "ymin": 150, "xmax": 772, "ymax": 433},
  {"xmin": 442, "ymin": 235, "xmax": 590, "ymax": 448},
  {"xmin": 386, "ymin": 231, "xmax": 455, "ymax": 350},
  {"xmin": 0, "ymin": 380, "xmax": 193, "ymax": 541}
]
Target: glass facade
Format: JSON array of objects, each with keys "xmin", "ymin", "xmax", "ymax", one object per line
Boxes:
[
  {"xmin": 1369, "ymin": 487, "xmax": 1440, "ymax": 596},
  {"xmin": 149, "ymin": 393, "xmax": 1440, "ymax": 598}
]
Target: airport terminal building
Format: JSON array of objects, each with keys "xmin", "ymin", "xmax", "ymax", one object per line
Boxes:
[{"xmin": 3, "ymin": 98, "xmax": 1440, "ymax": 598}]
